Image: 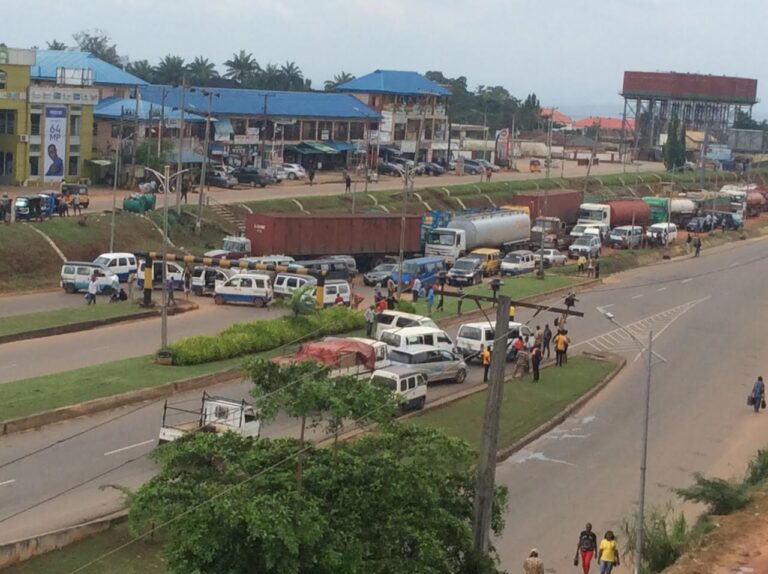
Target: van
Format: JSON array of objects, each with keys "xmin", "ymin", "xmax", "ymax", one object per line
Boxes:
[
  {"xmin": 60, "ymin": 262, "xmax": 118, "ymax": 294},
  {"xmin": 137, "ymin": 260, "xmax": 185, "ymax": 290},
  {"xmin": 292, "ymin": 259, "xmax": 350, "ymax": 281},
  {"xmin": 191, "ymin": 266, "xmax": 238, "ymax": 296},
  {"xmin": 328, "ymin": 255, "xmax": 358, "ymax": 276},
  {"xmin": 375, "ymin": 310, "xmax": 439, "ymax": 340},
  {"xmin": 388, "ymin": 345, "xmax": 467, "ymax": 384},
  {"xmin": 608, "ymin": 225, "xmax": 643, "ymax": 249},
  {"xmin": 214, "ymin": 273, "xmax": 273, "ymax": 307},
  {"xmin": 370, "ymin": 366, "xmax": 428, "ymax": 411},
  {"xmin": 273, "ymin": 273, "xmax": 318, "ymax": 298},
  {"xmin": 500, "ymin": 250, "xmax": 535, "ymax": 276},
  {"xmin": 306, "ymin": 280, "xmax": 352, "ymax": 307},
  {"xmin": 455, "ymin": 321, "xmax": 534, "ymax": 362},
  {"xmin": 93, "ymin": 252, "xmax": 138, "ymax": 281},
  {"xmin": 390, "ymin": 256, "xmax": 446, "ymax": 291},
  {"xmin": 241, "ymin": 256, "xmax": 295, "ymax": 279},
  {"xmin": 468, "ymin": 248, "xmax": 501, "ymax": 276},
  {"xmin": 379, "ymin": 326, "xmax": 454, "ymax": 353}
]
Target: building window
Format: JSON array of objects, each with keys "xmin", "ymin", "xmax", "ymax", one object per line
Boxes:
[
  {"xmin": 302, "ymin": 121, "xmax": 316, "ymax": 140},
  {"xmin": 30, "ymin": 113, "xmax": 41, "ymax": 136},
  {"xmin": 30, "ymin": 144, "xmax": 41, "ymax": 153},
  {"xmin": 350, "ymin": 122, "xmax": 364, "ymax": 140},
  {"xmin": 232, "ymin": 119, "xmax": 247, "ymax": 135},
  {"xmin": 0, "ymin": 110, "xmax": 15, "ymax": 134},
  {"xmin": 29, "ymin": 156, "xmax": 39, "ymax": 177},
  {"xmin": 0, "ymin": 152, "xmax": 12, "ymax": 176},
  {"xmin": 0, "ymin": 70, "xmax": 6, "ymax": 90},
  {"xmin": 68, "ymin": 156, "xmax": 79, "ymax": 176},
  {"xmin": 281, "ymin": 123, "xmax": 300, "ymax": 141},
  {"xmin": 93, "ymin": 122, "xmax": 98, "ymax": 136},
  {"xmin": 69, "ymin": 115, "xmax": 82, "ymax": 137},
  {"xmin": 394, "ymin": 123, "xmax": 406, "ymax": 141},
  {"xmin": 70, "ymin": 144, "xmax": 80, "ymax": 154}
]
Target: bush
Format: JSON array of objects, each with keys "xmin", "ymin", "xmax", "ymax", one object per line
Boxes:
[
  {"xmin": 169, "ymin": 307, "xmax": 365, "ymax": 365},
  {"xmin": 745, "ymin": 448, "xmax": 768, "ymax": 486},
  {"xmin": 620, "ymin": 505, "xmax": 689, "ymax": 574},
  {"xmin": 396, "ymin": 299, "xmax": 417, "ymax": 313},
  {"xmin": 674, "ymin": 472, "xmax": 750, "ymax": 515}
]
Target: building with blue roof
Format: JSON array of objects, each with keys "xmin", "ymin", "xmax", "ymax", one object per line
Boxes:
[
  {"xmin": 337, "ymin": 70, "xmax": 451, "ymax": 163},
  {"xmin": 31, "ymin": 50, "xmax": 146, "ymax": 88}
]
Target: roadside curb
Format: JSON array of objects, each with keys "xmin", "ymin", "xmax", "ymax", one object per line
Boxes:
[{"xmin": 0, "ymin": 301, "xmax": 198, "ymax": 345}]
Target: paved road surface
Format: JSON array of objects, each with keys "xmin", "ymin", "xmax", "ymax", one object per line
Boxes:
[{"xmin": 0, "ymin": 236, "xmax": 764, "ymax": 551}]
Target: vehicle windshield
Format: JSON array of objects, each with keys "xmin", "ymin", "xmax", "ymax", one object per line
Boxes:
[
  {"xmin": 93, "ymin": 256, "xmax": 110, "ymax": 267},
  {"xmin": 578, "ymin": 208, "xmax": 605, "ymax": 221},
  {"xmin": 222, "ymin": 238, "xmax": 248, "ymax": 252},
  {"xmin": 16, "ymin": 198, "xmax": 29, "ymax": 206},
  {"xmin": 535, "ymin": 219, "xmax": 557, "ymax": 231},
  {"xmin": 372, "ymin": 263, "xmax": 396, "ymax": 273},
  {"xmin": 371, "ymin": 375, "xmax": 397, "ymax": 391},
  {"xmin": 503, "ymin": 253, "xmax": 521, "ymax": 262},
  {"xmin": 389, "ymin": 350, "xmax": 414, "ymax": 364},
  {"xmin": 574, "ymin": 237, "xmax": 592, "ymax": 245},
  {"xmin": 426, "ymin": 231, "xmax": 456, "ymax": 246},
  {"xmin": 453, "ymin": 259, "xmax": 477, "ymax": 270}
]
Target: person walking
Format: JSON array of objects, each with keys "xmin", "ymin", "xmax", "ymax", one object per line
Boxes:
[
  {"xmin": 387, "ymin": 277, "xmax": 396, "ymax": 298},
  {"xmin": 751, "ymin": 376, "xmax": 765, "ymax": 414},
  {"xmin": 308, "ymin": 168, "xmax": 315, "ymax": 186},
  {"xmin": 597, "ymin": 531, "xmax": 620, "ymax": 574},
  {"xmin": 364, "ymin": 305, "xmax": 375, "ymax": 337},
  {"xmin": 344, "ymin": 173, "xmax": 352, "ymax": 194},
  {"xmin": 686, "ymin": 232, "xmax": 692, "ymax": 254},
  {"xmin": 426, "ymin": 286, "xmax": 435, "ymax": 316},
  {"xmin": 533, "ymin": 325, "xmax": 543, "ymax": 348},
  {"xmin": 594, "ymin": 256, "xmax": 600, "ymax": 279},
  {"xmin": 553, "ymin": 329, "xmax": 569, "ymax": 367},
  {"xmin": 575, "ymin": 522, "xmax": 598, "ymax": 574},
  {"xmin": 183, "ymin": 267, "xmax": 191, "ymax": 300},
  {"xmin": 386, "ymin": 292, "xmax": 396, "ymax": 310},
  {"xmin": 180, "ymin": 179, "xmax": 189, "ymax": 204},
  {"xmin": 523, "ymin": 549, "xmax": 544, "ymax": 574},
  {"xmin": 412, "ymin": 277, "xmax": 421, "ymax": 303},
  {"xmin": 485, "ymin": 167, "xmax": 492, "ymax": 182},
  {"xmin": 166, "ymin": 277, "xmax": 176, "ymax": 306},
  {"xmin": 577, "ymin": 254, "xmax": 587, "ymax": 275},
  {"xmin": 530, "ymin": 345, "xmax": 542, "ymax": 382},
  {"xmin": 694, "ymin": 236, "xmax": 702, "ymax": 257},
  {"xmin": 374, "ymin": 282, "xmax": 382, "ymax": 302},
  {"xmin": 586, "ymin": 257, "xmax": 594, "ymax": 278},
  {"xmin": 86, "ymin": 274, "xmax": 99, "ymax": 305},
  {"xmin": 542, "ymin": 324, "xmax": 552, "ymax": 359},
  {"xmin": 73, "ymin": 190, "xmax": 81, "ymax": 216},
  {"xmin": 481, "ymin": 344, "xmax": 491, "ymax": 383}
]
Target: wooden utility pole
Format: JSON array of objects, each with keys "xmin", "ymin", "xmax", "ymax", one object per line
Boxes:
[{"xmin": 472, "ymin": 295, "xmax": 511, "ymax": 556}]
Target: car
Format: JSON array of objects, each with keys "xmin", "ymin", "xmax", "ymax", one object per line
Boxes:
[
  {"xmin": 231, "ymin": 167, "xmax": 272, "ymax": 187},
  {"xmin": 265, "ymin": 165, "xmax": 287, "ymax": 183},
  {"xmin": 379, "ymin": 326, "xmax": 454, "ymax": 353},
  {"xmin": 460, "ymin": 159, "xmax": 484, "ymax": 175},
  {"xmin": 281, "ymin": 163, "xmax": 306, "ymax": 180},
  {"xmin": 608, "ymin": 225, "xmax": 644, "ymax": 249},
  {"xmin": 645, "ymin": 223, "xmax": 678, "ymax": 245},
  {"xmin": 446, "ymin": 257, "xmax": 484, "ymax": 286},
  {"xmin": 214, "ymin": 273, "xmax": 273, "ymax": 307},
  {"xmin": 533, "ymin": 249, "xmax": 567, "ymax": 267},
  {"xmin": 377, "ymin": 161, "xmax": 405, "ymax": 176},
  {"xmin": 568, "ymin": 235, "xmax": 601, "ymax": 258},
  {"xmin": 475, "ymin": 158, "xmax": 500, "ymax": 172},
  {"xmin": 205, "ymin": 169, "xmax": 238, "ymax": 188},
  {"xmin": 363, "ymin": 263, "xmax": 398, "ymax": 286},
  {"xmin": 328, "ymin": 255, "xmax": 358, "ymax": 276},
  {"xmin": 388, "ymin": 345, "xmax": 468, "ymax": 384},
  {"xmin": 370, "ymin": 366, "xmax": 428, "ymax": 411},
  {"xmin": 273, "ymin": 272, "xmax": 317, "ymax": 298},
  {"xmin": 500, "ymin": 250, "xmax": 536, "ymax": 276},
  {"xmin": 418, "ymin": 162, "xmax": 446, "ymax": 176},
  {"xmin": 455, "ymin": 321, "xmax": 535, "ymax": 362}
]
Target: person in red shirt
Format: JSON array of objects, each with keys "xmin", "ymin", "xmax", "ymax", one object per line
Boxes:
[
  {"xmin": 376, "ymin": 297, "xmax": 387, "ymax": 313},
  {"xmin": 513, "ymin": 336, "xmax": 525, "ymax": 352}
]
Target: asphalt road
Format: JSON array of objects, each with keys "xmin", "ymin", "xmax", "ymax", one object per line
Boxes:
[{"xmin": 1, "ymin": 235, "xmax": 765, "ymax": 552}]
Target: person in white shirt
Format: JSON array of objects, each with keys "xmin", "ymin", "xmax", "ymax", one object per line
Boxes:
[
  {"xmin": 87, "ymin": 275, "xmax": 99, "ymax": 305},
  {"xmin": 412, "ymin": 277, "xmax": 422, "ymax": 303}
]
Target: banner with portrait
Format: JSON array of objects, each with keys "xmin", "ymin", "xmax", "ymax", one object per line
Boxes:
[{"xmin": 44, "ymin": 106, "xmax": 67, "ymax": 182}]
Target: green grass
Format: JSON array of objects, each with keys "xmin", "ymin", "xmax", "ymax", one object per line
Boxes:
[
  {"xmin": 0, "ymin": 301, "xmax": 148, "ymax": 337},
  {"xmin": 0, "ymin": 223, "xmax": 63, "ymax": 292},
  {"xmin": 2, "ymin": 521, "xmax": 166, "ymax": 574},
  {"xmin": 412, "ymin": 356, "xmax": 615, "ymax": 452}
]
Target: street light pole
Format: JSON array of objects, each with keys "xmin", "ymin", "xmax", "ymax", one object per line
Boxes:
[
  {"xmin": 196, "ymin": 91, "xmax": 215, "ymax": 234},
  {"xmin": 109, "ymin": 107, "xmax": 125, "ymax": 253},
  {"xmin": 176, "ymin": 78, "xmax": 186, "ymax": 215},
  {"xmin": 480, "ymin": 102, "xmax": 489, "ymax": 183},
  {"xmin": 160, "ymin": 164, "xmax": 171, "ymax": 355}
]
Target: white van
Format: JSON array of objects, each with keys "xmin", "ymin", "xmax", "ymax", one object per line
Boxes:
[
  {"xmin": 370, "ymin": 366, "xmax": 428, "ymax": 411},
  {"xmin": 214, "ymin": 273, "xmax": 273, "ymax": 307},
  {"xmin": 500, "ymin": 250, "xmax": 536, "ymax": 276},
  {"xmin": 306, "ymin": 280, "xmax": 352, "ymax": 307},
  {"xmin": 60, "ymin": 262, "xmax": 118, "ymax": 294},
  {"xmin": 455, "ymin": 321, "xmax": 534, "ymax": 362},
  {"xmin": 137, "ymin": 260, "xmax": 185, "ymax": 290},
  {"xmin": 191, "ymin": 266, "xmax": 238, "ymax": 296},
  {"xmin": 273, "ymin": 273, "xmax": 317, "ymax": 298},
  {"xmin": 374, "ymin": 310, "xmax": 439, "ymax": 339},
  {"xmin": 379, "ymin": 326, "xmax": 454, "ymax": 353},
  {"xmin": 93, "ymin": 252, "xmax": 138, "ymax": 282}
]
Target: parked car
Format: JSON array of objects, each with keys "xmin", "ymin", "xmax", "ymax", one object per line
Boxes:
[
  {"xmin": 191, "ymin": 266, "xmax": 238, "ymax": 296},
  {"xmin": 93, "ymin": 252, "xmax": 139, "ymax": 281},
  {"xmin": 378, "ymin": 161, "xmax": 405, "ymax": 176},
  {"xmin": 455, "ymin": 321, "xmax": 534, "ymax": 362},
  {"xmin": 475, "ymin": 158, "xmax": 500, "ymax": 172},
  {"xmin": 500, "ymin": 250, "xmax": 536, "ymax": 276},
  {"xmin": 389, "ymin": 345, "xmax": 467, "ymax": 384},
  {"xmin": 363, "ymin": 262, "xmax": 397, "ymax": 286},
  {"xmin": 568, "ymin": 235, "xmax": 601, "ymax": 258},
  {"xmin": 370, "ymin": 366, "xmax": 428, "ymax": 411},
  {"xmin": 379, "ymin": 326, "xmax": 454, "ymax": 353},
  {"xmin": 418, "ymin": 162, "xmax": 446, "ymax": 176},
  {"xmin": 214, "ymin": 273, "xmax": 273, "ymax": 307},
  {"xmin": 205, "ymin": 169, "xmax": 238, "ymax": 188},
  {"xmin": 608, "ymin": 225, "xmax": 644, "ymax": 249},
  {"xmin": 447, "ymin": 257, "xmax": 484, "ymax": 286},
  {"xmin": 533, "ymin": 249, "xmax": 567, "ymax": 267},
  {"xmin": 273, "ymin": 272, "xmax": 317, "ymax": 298},
  {"xmin": 266, "ymin": 165, "xmax": 287, "ymax": 182},
  {"xmin": 281, "ymin": 163, "xmax": 306, "ymax": 180},
  {"xmin": 231, "ymin": 167, "xmax": 272, "ymax": 187},
  {"xmin": 328, "ymin": 255, "xmax": 358, "ymax": 276},
  {"xmin": 375, "ymin": 310, "xmax": 439, "ymax": 339},
  {"xmin": 645, "ymin": 222, "xmax": 678, "ymax": 245},
  {"xmin": 460, "ymin": 159, "xmax": 484, "ymax": 175}
]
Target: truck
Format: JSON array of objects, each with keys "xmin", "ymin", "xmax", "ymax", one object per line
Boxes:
[
  {"xmin": 642, "ymin": 197, "xmax": 697, "ymax": 226},
  {"xmin": 577, "ymin": 199, "xmax": 651, "ymax": 230},
  {"xmin": 158, "ymin": 392, "xmax": 261, "ymax": 444},
  {"xmin": 273, "ymin": 337, "xmax": 390, "ymax": 378},
  {"xmin": 245, "ymin": 213, "xmax": 422, "ymax": 270},
  {"xmin": 502, "ymin": 189, "xmax": 583, "ymax": 223},
  {"xmin": 424, "ymin": 210, "xmax": 530, "ymax": 265},
  {"xmin": 204, "ymin": 236, "xmax": 252, "ymax": 259}
]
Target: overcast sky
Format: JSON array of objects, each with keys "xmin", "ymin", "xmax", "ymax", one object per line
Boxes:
[{"xmin": 8, "ymin": 0, "xmax": 768, "ymax": 119}]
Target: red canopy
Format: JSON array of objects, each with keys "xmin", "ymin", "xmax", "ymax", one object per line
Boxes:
[{"xmin": 274, "ymin": 339, "xmax": 376, "ymax": 371}]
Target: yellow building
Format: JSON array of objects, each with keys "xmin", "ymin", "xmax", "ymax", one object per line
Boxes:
[{"xmin": 0, "ymin": 47, "xmax": 34, "ymax": 185}]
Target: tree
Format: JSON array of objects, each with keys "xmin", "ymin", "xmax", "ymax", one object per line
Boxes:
[
  {"xmin": 72, "ymin": 29, "xmax": 121, "ymax": 66},
  {"xmin": 259, "ymin": 64, "xmax": 283, "ymax": 90},
  {"xmin": 279, "ymin": 61, "xmax": 305, "ymax": 91},
  {"xmin": 135, "ymin": 139, "xmax": 176, "ymax": 172},
  {"xmin": 46, "ymin": 39, "xmax": 67, "ymax": 50},
  {"xmin": 154, "ymin": 55, "xmax": 186, "ymax": 86},
  {"xmin": 323, "ymin": 71, "xmax": 355, "ymax": 91},
  {"xmin": 734, "ymin": 109, "xmax": 760, "ymax": 130},
  {"xmin": 126, "ymin": 59, "xmax": 155, "ymax": 83},
  {"xmin": 224, "ymin": 50, "xmax": 259, "ymax": 86},
  {"xmin": 129, "ymin": 425, "xmax": 508, "ymax": 574},
  {"xmin": 281, "ymin": 284, "xmax": 317, "ymax": 318},
  {"xmin": 187, "ymin": 56, "xmax": 219, "ymax": 86},
  {"xmin": 663, "ymin": 116, "xmax": 686, "ymax": 171}
]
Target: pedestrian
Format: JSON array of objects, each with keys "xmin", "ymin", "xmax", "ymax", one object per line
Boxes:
[
  {"xmin": 86, "ymin": 274, "xmax": 98, "ymax": 305},
  {"xmin": 0, "ymin": 196, "xmax": 5, "ymax": 225},
  {"xmin": 73, "ymin": 190, "xmax": 81, "ymax": 215},
  {"xmin": 534, "ymin": 325, "xmax": 543, "ymax": 348},
  {"xmin": 485, "ymin": 167, "xmax": 492, "ymax": 182},
  {"xmin": 694, "ymin": 236, "xmax": 702, "ymax": 257},
  {"xmin": 513, "ymin": 346, "xmax": 530, "ymax": 379},
  {"xmin": 180, "ymin": 179, "xmax": 189, "ymax": 204},
  {"xmin": 436, "ymin": 282, "xmax": 445, "ymax": 312},
  {"xmin": 386, "ymin": 292, "xmax": 396, "ymax": 310},
  {"xmin": 387, "ymin": 277, "xmax": 396, "ymax": 298},
  {"xmin": 183, "ymin": 267, "xmax": 191, "ymax": 300},
  {"xmin": 344, "ymin": 173, "xmax": 352, "ymax": 194},
  {"xmin": 481, "ymin": 344, "xmax": 491, "ymax": 383},
  {"xmin": 127, "ymin": 272, "xmax": 136, "ymax": 300},
  {"xmin": 167, "ymin": 277, "xmax": 176, "ymax": 306},
  {"xmin": 457, "ymin": 286, "xmax": 465, "ymax": 315},
  {"xmin": 412, "ymin": 277, "xmax": 421, "ymax": 303},
  {"xmin": 686, "ymin": 232, "xmax": 692, "ymax": 254},
  {"xmin": 509, "ymin": 304, "xmax": 516, "ymax": 323},
  {"xmin": 376, "ymin": 296, "xmax": 387, "ymax": 314},
  {"xmin": 751, "ymin": 376, "xmax": 765, "ymax": 414},
  {"xmin": 308, "ymin": 168, "xmax": 315, "ymax": 186},
  {"xmin": 523, "ymin": 549, "xmax": 544, "ymax": 574},
  {"xmin": 594, "ymin": 256, "xmax": 600, "ymax": 279},
  {"xmin": 577, "ymin": 254, "xmax": 586, "ymax": 275},
  {"xmin": 575, "ymin": 522, "xmax": 598, "ymax": 574},
  {"xmin": 531, "ymin": 345, "xmax": 542, "ymax": 382},
  {"xmin": 364, "ymin": 305, "xmax": 375, "ymax": 337},
  {"xmin": 110, "ymin": 273, "xmax": 120, "ymax": 300},
  {"xmin": 542, "ymin": 324, "xmax": 552, "ymax": 359},
  {"xmin": 597, "ymin": 531, "xmax": 620, "ymax": 574},
  {"xmin": 374, "ymin": 282, "xmax": 382, "ymax": 302},
  {"xmin": 0, "ymin": 193, "xmax": 9, "ymax": 224},
  {"xmin": 334, "ymin": 293, "xmax": 344, "ymax": 306},
  {"xmin": 721, "ymin": 219, "xmax": 727, "ymax": 233},
  {"xmin": 426, "ymin": 286, "xmax": 435, "ymax": 316},
  {"xmin": 554, "ymin": 329, "xmax": 569, "ymax": 367}
]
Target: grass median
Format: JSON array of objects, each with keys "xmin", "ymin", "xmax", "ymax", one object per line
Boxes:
[
  {"xmin": 0, "ymin": 301, "xmax": 149, "ymax": 338},
  {"xmin": 411, "ymin": 355, "xmax": 616, "ymax": 452}
]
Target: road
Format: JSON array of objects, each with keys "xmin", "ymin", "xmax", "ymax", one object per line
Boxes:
[{"xmin": 0, "ymin": 235, "xmax": 764, "ymax": 552}]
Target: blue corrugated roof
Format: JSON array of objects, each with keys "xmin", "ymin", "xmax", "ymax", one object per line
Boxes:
[
  {"xmin": 94, "ymin": 97, "xmax": 205, "ymax": 122},
  {"xmin": 141, "ymin": 85, "xmax": 380, "ymax": 120},
  {"xmin": 31, "ymin": 50, "xmax": 146, "ymax": 86},
  {"xmin": 336, "ymin": 70, "xmax": 450, "ymax": 97}
]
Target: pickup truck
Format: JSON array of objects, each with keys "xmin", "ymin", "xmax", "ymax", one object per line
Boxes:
[{"xmin": 158, "ymin": 392, "xmax": 261, "ymax": 444}]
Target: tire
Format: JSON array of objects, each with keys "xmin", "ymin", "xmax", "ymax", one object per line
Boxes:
[
  {"xmin": 214, "ymin": 294, "xmax": 224, "ymax": 306},
  {"xmin": 253, "ymin": 297, "xmax": 265, "ymax": 308},
  {"xmin": 416, "ymin": 395, "xmax": 426, "ymax": 410},
  {"xmin": 454, "ymin": 368, "xmax": 467, "ymax": 384},
  {"xmin": 288, "ymin": 173, "xmax": 297, "ymax": 180},
  {"xmin": 64, "ymin": 283, "xmax": 76, "ymax": 294},
  {"xmin": 260, "ymin": 183, "xmax": 267, "ymax": 188}
]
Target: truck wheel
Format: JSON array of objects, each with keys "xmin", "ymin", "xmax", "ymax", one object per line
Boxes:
[
  {"xmin": 416, "ymin": 396, "xmax": 426, "ymax": 410},
  {"xmin": 454, "ymin": 368, "xmax": 467, "ymax": 384},
  {"xmin": 64, "ymin": 283, "xmax": 76, "ymax": 294},
  {"xmin": 253, "ymin": 297, "xmax": 265, "ymax": 308},
  {"xmin": 214, "ymin": 295, "xmax": 224, "ymax": 305}
]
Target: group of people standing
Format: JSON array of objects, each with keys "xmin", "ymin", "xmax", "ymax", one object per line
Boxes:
[
  {"xmin": 522, "ymin": 524, "xmax": 620, "ymax": 574},
  {"xmin": 576, "ymin": 255, "xmax": 600, "ymax": 277}
]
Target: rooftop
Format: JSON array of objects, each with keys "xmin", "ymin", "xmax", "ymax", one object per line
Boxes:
[
  {"xmin": 337, "ymin": 70, "xmax": 451, "ymax": 97},
  {"xmin": 31, "ymin": 50, "xmax": 146, "ymax": 86},
  {"xmin": 94, "ymin": 96, "xmax": 206, "ymax": 122},
  {"xmin": 540, "ymin": 108, "xmax": 573, "ymax": 124},
  {"xmin": 572, "ymin": 116, "xmax": 635, "ymax": 131}
]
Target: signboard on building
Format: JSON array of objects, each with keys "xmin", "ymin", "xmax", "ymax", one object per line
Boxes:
[
  {"xmin": 44, "ymin": 107, "xmax": 67, "ymax": 182},
  {"xmin": 55, "ymin": 67, "xmax": 94, "ymax": 87},
  {"xmin": 233, "ymin": 134, "xmax": 259, "ymax": 144},
  {"xmin": 320, "ymin": 129, "xmax": 330, "ymax": 141},
  {"xmin": 29, "ymin": 87, "xmax": 99, "ymax": 105},
  {"xmin": 378, "ymin": 111, "xmax": 394, "ymax": 144}
]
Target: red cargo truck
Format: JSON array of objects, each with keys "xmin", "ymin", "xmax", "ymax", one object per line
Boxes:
[{"xmin": 245, "ymin": 213, "xmax": 423, "ymax": 269}]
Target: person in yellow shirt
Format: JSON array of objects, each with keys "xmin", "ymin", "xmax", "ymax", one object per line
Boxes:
[
  {"xmin": 553, "ymin": 329, "xmax": 570, "ymax": 367},
  {"xmin": 481, "ymin": 344, "xmax": 491, "ymax": 383},
  {"xmin": 597, "ymin": 530, "xmax": 619, "ymax": 573},
  {"xmin": 577, "ymin": 254, "xmax": 587, "ymax": 275},
  {"xmin": 509, "ymin": 304, "xmax": 516, "ymax": 322},
  {"xmin": 523, "ymin": 549, "xmax": 544, "ymax": 574}
]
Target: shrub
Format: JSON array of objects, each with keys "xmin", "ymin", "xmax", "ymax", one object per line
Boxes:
[
  {"xmin": 169, "ymin": 307, "xmax": 364, "ymax": 365},
  {"xmin": 620, "ymin": 505, "xmax": 689, "ymax": 574},
  {"xmin": 674, "ymin": 472, "xmax": 750, "ymax": 515},
  {"xmin": 745, "ymin": 448, "xmax": 768, "ymax": 486},
  {"xmin": 396, "ymin": 299, "xmax": 417, "ymax": 313}
]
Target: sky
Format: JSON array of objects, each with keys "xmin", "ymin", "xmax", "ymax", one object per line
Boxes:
[{"xmin": 8, "ymin": 0, "xmax": 768, "ymax": 119}]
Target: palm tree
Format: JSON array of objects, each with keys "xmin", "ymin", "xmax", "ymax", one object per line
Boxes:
[
  {"xmin": 324, "ymin": 71, "xmax": 355, "ymax": 91},
  {"xmin": 154, "ymin": 55, "xmax": 186, "ymax": 85},
  {"xmin": 46, "ymin": 39, "xmax": 67, "ymax": 50},
  {"xmin": 279, "ymin": 285, "xmax": 317, "ymax": 318},
  {"xmin": 280, "ymin": 61, "xmax": 304, "ymax": 91},
  {"xmin": 126, "ymin": 59, "xmax": 155, "ymax": 83},
  {"xmin": 223, "ymin": 50, "xmax": 259, "ymax": 86},
  {"xmin": 188, "ymin": 57, "xmax": 219, "ymax": 86},
  {"xmin": 260, "ymin": 64, "xmax": 283, "ymax": 90}
]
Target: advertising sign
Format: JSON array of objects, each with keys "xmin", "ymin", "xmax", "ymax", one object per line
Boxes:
[{"xmin": 44, "ymin": 107, "xmax": 67, "ymax": 182}]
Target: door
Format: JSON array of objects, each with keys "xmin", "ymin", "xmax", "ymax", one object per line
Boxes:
[{"xmin": 436, "ymin": 332, "xmax": 454, "ymax": 351}]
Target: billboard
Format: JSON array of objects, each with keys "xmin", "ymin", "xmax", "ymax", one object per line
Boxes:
[
  {"xmin": 44, "ymin": 107, "xmax": 67, "ymax": 182},
  {"xmin": 622, "ymin": 71, "xmax": 758, "ymax": 104}
]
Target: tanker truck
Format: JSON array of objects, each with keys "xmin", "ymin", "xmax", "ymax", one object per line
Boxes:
[
  {"xmin": 424, "ymin": 210, "xmax": 531, "ymax": 265},
  {"xmin": 642, "ymin": 197, "xmax": 697, "ymax": 226},
  {"xmin": 577, "ymin": 199, "xmax": 651, "ymax": 230}
]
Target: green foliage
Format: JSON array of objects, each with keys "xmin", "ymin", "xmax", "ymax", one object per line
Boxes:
[
  {"xmin": 620, "ymin": 505, "xmax": 689, "ymax": 574},
  {"xmin": 73, "ymin": 29, "xmax": 122, "ymax": 66},
  {"xmin": 324, "ymin": 71, "xmax": 355, "ymax": 91},
  {"xmin": 135, "ymin": 139, "xmax": 175, "ymax": 173},
  {"xmin": 395, "ymin": 299, "xmax": 417, "ymax": 313},
  {"xmin": 126, "ymin": 59, "xmax": 155, "ymax": 83},
  {"xmin": 287, "ymin": 284, "xmax": 318, "ymax": 318},
  {"xmin": 674, "ymin": 472, "xmax": 750, "ymax": 515},
  {"xmin": 169, "ymin": 306, "xmax": 364, "ymax": 365},
  {"xmin": 663, "ymin": 116, "xmax": 687, "ymax": 171},
  {"xmin": 130, "ymin": 425, "xmax": 507, "ymax": 574},
  {"xmin": 745, "ymin": 448, "xmax": 768, "ymax": 486}
]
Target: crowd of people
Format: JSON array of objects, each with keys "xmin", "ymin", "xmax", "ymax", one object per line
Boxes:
[{"xmin": 523, "ymin": 524, "xmax": 620, "ymax": 574}]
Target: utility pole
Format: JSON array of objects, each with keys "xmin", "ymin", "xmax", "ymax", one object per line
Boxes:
[
  {"xmin": 364, "ymin": 116, "xmax": 372, "ymax": 194},
  {"xmin": 196, "ymin": 91, "xmax": 215, "ymax": 234},
  {"xmin": 110, "ymin": 107, "xmax": 124, "ymax": 253},
  {"xmin": 156, "ymin": 86, "xmax": 166, "ymax": 158},
  {"xmin": 510, "ymin": 114, "xmax": 516, "ymax": 171},
  {"xmin": 130, "ymin": 86, "xmax": 140, "ymax": 188},
  {"xmin": 260, "ymin": 94, "xmax": 274, "ymax": 168},
  {"xmin": 160, "ymin": 164, "xmax": 171, "ymax": 356},
  {"xmin": 584, "ymin": 124, "xmax": 600, "ymax": 192},
  {"xmin": 175, "ymin": 79, "xmax": 186, "ymax": 215},
  {"xmin": 472, "ymin": 296, "xmax": 511, "ymax": 557},
  {"xmin": 397, "ymin": 153, "xmax": 409, "ymax": 300},
  {"xmin": 545, "ymin": 114, "xmax": 553, "ymax": 179},
  {"xmin": 699, "ymin": 123, "xmax": 709, "ymax": 190},
  {"xmin": 633, "ymin": 330, "xmax": 653, "ymax": 574},
  {"xmin": 480, "ymin": 102, "xmax": 489, "ymax": 183}
]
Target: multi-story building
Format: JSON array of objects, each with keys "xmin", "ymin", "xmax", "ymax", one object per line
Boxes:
[{"xmin": 0, "ymin": 47, "xmax": 35, "ymax": 185}]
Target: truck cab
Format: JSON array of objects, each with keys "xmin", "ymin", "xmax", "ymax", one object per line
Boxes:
[
  {"xmin": 577, "ymin": 203, "xmax": 611, "ymax": 227},
  {"xmin": 159, "ymin": 393, "xmax": 261, "ymax": 444},
  {"xmin": 531, "ymin": 216, "xmax": 568, "ymax": 248},
  {"xmin": 424, "ymin": 228, "xmax": 465, "ymax": 265},
  {"xmin": 204, "ymin": 236, "xmax": 252, "ymax": 259}
]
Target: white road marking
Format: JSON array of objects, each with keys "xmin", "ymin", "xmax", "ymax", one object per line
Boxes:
[
  {"xmin": 0, "ymin": 479, "xmax": 15, "ymax": 487},
  {"xmin": 510, "ymin": 450, "xmax": 576, "ymax": 466},
  {"xmin": 681, "ymin": 278, "xmax": 693, "ymax": 284},
  {"xmin": 581, "ymin": 416, "xmax": 596, "ymax": 424},
  {"xmin": 104, "ymin": 439, "xmax": 155, "ymax": 456},
  {"xmin": 657, "ymin": 287, "xmax": 667, "ymax": 292},
  {"xmin": 631, "ymin": 294, "xmax": 644, "ymax": 299},
  {"xmin": 600, "ymin": 304, "xmax": 615, "ymax": 310}
]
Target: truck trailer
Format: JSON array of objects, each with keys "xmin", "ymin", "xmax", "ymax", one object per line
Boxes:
[{"xmin": 577, "ymin": 199, "xmax": 651, "ymax": 229}]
